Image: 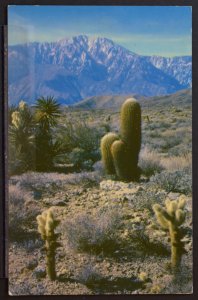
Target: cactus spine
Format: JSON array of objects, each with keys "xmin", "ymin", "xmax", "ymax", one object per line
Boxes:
[
  {"xmin": 153, "ymin": 196, "xmax": 186, "ymax": 269},
  {"xmin": 101, "ymin": 98, "xmax": 141, "ymax": 181},
  {"xmin": 37, "ymin": 209, "xmax": 60, "ymax": 280}
]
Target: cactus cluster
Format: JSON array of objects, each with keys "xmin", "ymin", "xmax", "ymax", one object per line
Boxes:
[
  {"xmin": 101, "ymin": 98, "xmax": 141, "ymax": 181},
  {"xmin": 37, "ymin": 209, "xmax": 60, "ymax": 280},
  {"xmin": 153, "ymin": 196, "xmax": 186, "ymax": 269}
]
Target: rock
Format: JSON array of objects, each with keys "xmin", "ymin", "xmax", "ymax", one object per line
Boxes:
[
  {"xmin": 167, "ymin": 192, "xmax": 180, "ymax": 200},
  {"xmin": 33, "ymin": 190, "xmax": 42, "ymax": 200},
  {"xmin": 52, "ymin": 199, "xmax": 67, "ymax": 206},
  {"xmin": 26, "ymin": 259, "xmax": 38, "ymax": 270},
  {"xmin": 44, "ymin": 198, "xmax": 67, "ymax": 206},
  {"xmin": 33, "ymin": 266, "xmax": 46, "ymax": 279},
  {"xmin": 100, "ymin": 180, "xmax": 136, "ymax": 191}
]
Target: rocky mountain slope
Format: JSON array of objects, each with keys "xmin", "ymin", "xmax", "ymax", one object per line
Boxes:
[
  {"xmin": 74, "ymin": 88, "xmax": 192, "ymax": 110},
  {"xmin": 8, "ymin": 35, "xmax": 192, "ymax": 105}
]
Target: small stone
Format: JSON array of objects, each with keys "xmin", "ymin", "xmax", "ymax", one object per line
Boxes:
[
  {"xmin": 33, "ymin": 266, "xmax": 46, "ymax": 279},
  {"xmin": 26, "ymin": 259, "xmax": 38, "ymax": 270},
  {"xmin": 168, "ymin": 192, "xmax": 180, "ymax": 200},
  {"xmin": 52, "ymin": 199, "xmax": 66, "ymax": 206}
]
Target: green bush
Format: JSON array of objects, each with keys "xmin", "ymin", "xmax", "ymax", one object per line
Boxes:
[
  {"xmin": 150, "ymin": 170, "xmax": 192, "ymax": 195},
  {"xmin": 56, "ymin": 120, "xmax": 102, "ymax": 170}
]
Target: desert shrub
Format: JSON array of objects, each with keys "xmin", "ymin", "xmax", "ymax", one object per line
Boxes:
[
  {"xmin": 68, "ymin": 147, "xmax": 100, "ymax": 171},
  {"xmin": 56, "ymin": 120, "xmax": 102, "ymax": 170},
  {"xmin": 147, "ymin": 122, "xmax": 171, "ymax": 131},
  {"xmin": 159, "ymin": 136, "xmax": 181, "ymax": 152},
  {"xmin": 58, "ymin": 120, "xmax": 102, "ymax": 153},
  {"xmin": 62, "ymin": 207, "xmax": 123, "ymax": 254},
  {"xmin": 150, "ymin": 170, "xmax": 192, "ymax": 195},
  {"xmin": 139, "ymin": 147, "xmax": 164, "ymax": 177},
  {"xmin": 130, "ymin": 189, "xmax": 166, "ymax": 212},
  {"xmin": 10, "ymin": 170, "xmax": 103, "ymax": 191},
  {"xmin": 76, "ymin": 263, "xmax": 102, "ymax": 286},
  {"xmin": 9, "ymin": 184, "xmax": 40, "ymax": 241}
]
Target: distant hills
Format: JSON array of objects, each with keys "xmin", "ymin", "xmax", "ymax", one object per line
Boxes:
[
  {"xmin": 8, "ymin": 35, "xmax": 192, "ymax": 105},
  {"xmin": 74, "ymin": 89, "xmax": 192, "ymax": 110}
]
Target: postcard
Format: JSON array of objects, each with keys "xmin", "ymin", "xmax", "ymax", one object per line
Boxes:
[{"xmin": 7, "ymin": 5, "xmax": 192, "ymax": 295}]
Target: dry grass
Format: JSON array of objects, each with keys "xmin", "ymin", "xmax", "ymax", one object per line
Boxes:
[
  {"xmin": 161, "ymin": 153, "xmax": 192, "ymax": 172},
  {"xmin": 139, "ymin": 147, "xmax": 164, "ymax": 177}
]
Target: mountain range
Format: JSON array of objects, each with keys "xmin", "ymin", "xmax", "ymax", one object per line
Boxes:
[
  {"xmin": 8, "ymin": 35, "xmax": 192, "ymax": 105},
  {"xmin": 74, "ymin": 89, "xmax": 192, "ymax": 110}
]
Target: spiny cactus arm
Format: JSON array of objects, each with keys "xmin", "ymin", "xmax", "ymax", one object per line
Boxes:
[
  {"xmin": 120, "ymin": 98, "xmax": 141, "ymax": 152},
  {"xmin": 153, "ymin": 204, "xmax": 171, "ymax": 229},
  {"xmin": 101, "ymin": 132, "xmax": 119, "ymax": 174},
  {"xmin": 153, "ymin": 204, "xmax": 172, "ymax": 221},
  {"xmin": 175, "ymin": 209, "xmax": 186, "ymax": 226},
  {"xmin": 166, "ymin": 200, "xmax": 179, "ymax": 217},
  {"xmin": 111, "ymin": 140, "xmax": 131, "ymax": 181},
  {"xmin": 36, "ymin": 215, "xmax": 46, "ymax": 239},
  {"xmin": 153, "ymin": 199, "xmax": 187, "ymax": 270},
  {"xmin": 178, "ymin": 196, "xmax": 186, "ymax": 209}
]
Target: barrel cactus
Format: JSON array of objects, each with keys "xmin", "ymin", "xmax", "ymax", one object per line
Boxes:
[
  {"xmin": 101, "ymin": 98, "xmax": 141, "ymax": 181},
  {"xmin": 101, "ymin": 132, "xmax": 119, "ymax": 175}
]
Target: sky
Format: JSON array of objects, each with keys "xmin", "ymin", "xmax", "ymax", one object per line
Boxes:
[{"xmin": 8, "ymin": 5, "xmax": 192, "ymax": 57}]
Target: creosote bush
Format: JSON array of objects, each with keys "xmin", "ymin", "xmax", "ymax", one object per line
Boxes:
[
  {"xmin": 150, "ymin": 170, "xmax": 192, "ymax": 195},
  {"xmin": 62, "ymin": 207, "xmax": 122, "ymax": 254},
  {"xmin": 9, "ymin": 184, "xmax": 40, "ymax": 241}
]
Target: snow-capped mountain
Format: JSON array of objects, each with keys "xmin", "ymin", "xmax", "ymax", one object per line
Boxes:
[
  {"xmin": 8, "ymin": 35, "xmax": 192, "ymax": 105},
  {"xmin": 144, "ymin": 55, "xmax": 192, "ymax": 88}
]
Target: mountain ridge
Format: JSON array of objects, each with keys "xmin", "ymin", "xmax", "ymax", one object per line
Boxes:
[
  {"xmin": 8, "ymin": 35, "xmax": 192, "ymax": 105},
  {"xmin": 73, "ymin": 88, "xmax": 192, "ymax": 110}
]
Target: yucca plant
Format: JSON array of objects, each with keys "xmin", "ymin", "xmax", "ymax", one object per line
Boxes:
[
  {"xmin": 34, "ymin": 97, "xmax": 61, "ymax": 171},
  {"xmin": 34, "ymin": 96, "xmax": 61, "ymax": 131}
]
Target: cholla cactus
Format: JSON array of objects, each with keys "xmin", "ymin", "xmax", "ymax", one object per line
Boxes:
[
  {"xmin": 11, "ymin": 111, "xmax": 21, "ymax": 128},
  {"xmin": 36, "ymin": 209, "xmax": 60, "ymax": 280},
  {"xmin": 19, "ymin": 100, "xmax": 27, "ymax": 110},
  {"xmin": 153, "ymin": 196, "xmax": 187, "ymax": 269}
]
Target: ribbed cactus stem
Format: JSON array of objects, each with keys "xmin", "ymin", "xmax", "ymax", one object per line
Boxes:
[
  {"xmin": 120, "ymin": 98, "xmax": 141, "ymax": 160},
  {"xmin": 101, "ymin": 132, "xmax": 119, "ymax": 174},
  {"xmin": 37, "ymin": 209, "xmax": 59, "ymax": 280},
  {"xmin": 111, "ymin": 140, "xmax": 129, "ymax": 180},
  {"xmin": 153, "ymin": 197, "xmax": 186, "ymax": 270}
]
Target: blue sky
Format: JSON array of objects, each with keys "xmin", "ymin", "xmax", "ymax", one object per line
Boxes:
[{"xmin": 8, "ymin": 6, "xmax": 192, "ymax": 57}]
